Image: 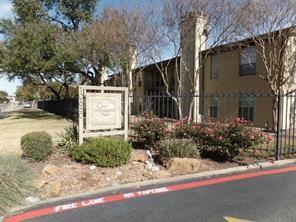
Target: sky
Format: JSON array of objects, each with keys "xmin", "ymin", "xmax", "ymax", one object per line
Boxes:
[{"xmin": 0, "ymin": 0, "xmax": 147, "ymax": 95}]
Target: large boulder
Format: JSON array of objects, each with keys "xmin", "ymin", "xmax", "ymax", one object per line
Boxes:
[
  {"xmin": 47, "ymin": 181, "xmax": 62, "ymax": 197},
  {"xmin": 154, "ymin": 170, "xmax": 172, "ymax": 179},
  {"xmin": 167, "ymin": 158, "xmax": 201, "ymax": 175},
  {"xmin": 26, "ymin": 196, "xmax": 40, "ymax": 204},
  {"xmin": 78, "ymin": 172, "xmax": 93, "ymax": 182},
  {"xmin": 32, "ymin": 179, "xmax": 48, "ymax": 189},
  {"xmin": 129, "ymin": 150, "xmax": 149, "ymax": 163},
  {"xmin": 42, "ymin": 165, "xmax": 60, "ymax": 175}
]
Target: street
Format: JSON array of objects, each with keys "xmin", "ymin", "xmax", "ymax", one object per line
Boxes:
[
  {"xmin": 0, "ymin": 103, "xmax": 19, "ymax": 114},
  {"xmin": 5, "ymin": 165, "xmax": 296, "ymax": 222},
  {"xmin": 0, "ymin": 103, "xmax": 21, "ymax": 120},
  {"xmin": 0, "ymin": 103, "xmax": 10, "ymax": 119}
]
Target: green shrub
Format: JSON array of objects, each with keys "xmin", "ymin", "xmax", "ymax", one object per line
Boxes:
[
  {"xmin": 21, "ymin": 131, "xmax": 53, "ymax": 161},
  {"xmin": 70, "ymin": 137, "xmax": 132, "ymax": 167},
  {"xmin": 0, "ymin": 155, "xmax": 35, "ymax": 215},
  {"xmin": 134, "ymin": 117, "xmax": 167, "ymax": 148},
  {"xmin": 158, "ymin": 139, "xmax": 199, "ymax": 163},
  {"xmin": 57, "ymin": 123, "xmax": 78, "ymax": 154}
]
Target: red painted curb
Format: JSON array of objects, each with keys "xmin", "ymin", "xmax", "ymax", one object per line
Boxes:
[{"xmin": 4, "ymin": 165, "xmax": 296, "ymax": 222}]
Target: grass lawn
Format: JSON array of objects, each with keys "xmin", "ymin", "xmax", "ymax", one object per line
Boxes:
[{"xmin": 0, "ymin": 109, "xmax": 71, "ymax": 156}]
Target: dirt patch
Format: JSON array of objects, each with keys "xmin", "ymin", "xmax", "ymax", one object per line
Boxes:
[
  {"xmin": 27, "ymin": 153, "xmax": 155, "ymax": 198},
  {"xmin": 25, "ymin": 152, "xmax": 263, "ymax": 200}
]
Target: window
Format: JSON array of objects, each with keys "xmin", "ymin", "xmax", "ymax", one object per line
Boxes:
[
  {"xmin": 138, "ymin": 77, "xmax": 142, "ymax": 87},
  {"xmin": 169, "ymin": 75, "xmax": 175, "ymax": 92},
  {"xmin": 210, "ymin": 96, "xmax": 218, "ymax": 118},
  {"xmin": 155, "ymin": 72, "xmax": 164, "ymax": 87},
  {"xmin": 210, "ymin": 54, "xmax": 219, "ymax": 80},
  {"xmin": 239, "ymin": 96, "xmax": 255, "ymax": 121},
  {"xmin": 240, "ymin": 47, "xmax": 256, "ymax": 76}
]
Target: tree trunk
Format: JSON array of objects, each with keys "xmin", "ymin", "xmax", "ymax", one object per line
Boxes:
[
  {"xmin": 92, "ymin": 68, "xmax": 103, "ymax": 86},
  {"xmin": 272, "ymin": 95, "xmax": 278, "ymax": 132},
  {"xmin": 64, "ymin": 84, "xmax": 69, "ymax": 98},
  {"xmin": 47, "ymin": 85, "xmax": 61, "ymax": 100}
]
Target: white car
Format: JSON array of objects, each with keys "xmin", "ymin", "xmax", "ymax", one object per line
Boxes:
[{"xmin": 23, "ymin": 102, "xmax": 32, "ymax": 108}]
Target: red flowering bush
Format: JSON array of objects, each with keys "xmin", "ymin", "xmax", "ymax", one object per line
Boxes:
[
  {"xmin": 172, "ymin": 117, "xmax": 271, "ymax": 159},
  {"xmin": 134, "ymin": 117, "xmax": 167, "ymax": 148},
  {"xmin": 173, "ymin": 118, "xmax": 200, "ymax": 139},
  {"xmin": 225, "ymin": 118, "xmax": 269, "ymax": 157}
]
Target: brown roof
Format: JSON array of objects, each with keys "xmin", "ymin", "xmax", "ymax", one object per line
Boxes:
[
  {"xmin": 135, "ymin": 56, "xmax": 180, "ymax": 72},
  {"xmin": 109, "ymin": 27, "xmax": 295, "ymax": 79},
  {"xmin": 201, "ymin": 26, "xmax": 295, "ymax": 55}
]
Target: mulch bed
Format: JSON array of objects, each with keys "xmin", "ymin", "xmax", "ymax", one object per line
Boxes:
[{"xmin": 24, "ymin": 151, "xmax": 266, "ymax": 200}]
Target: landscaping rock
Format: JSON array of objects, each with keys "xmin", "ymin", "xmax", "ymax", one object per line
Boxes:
[
  {"xmin": 42, "ymin": 165, "xmax": 59, "ymax": 175},
  {"xmin": 32, "ymin": 179, "xmax": 47, "ymax": 189},
  {"xmin": 115, "ymin": 171, "xmax": 122, "ymax": 177},
  {"xmin": 146, "ymin": 150, "xmax": 153, "ymax": 158},
  {"xmin": 129, "ymin": 150, "xmax": 149, "ymax": 163},
  {"xmin": 154, "ymin": 170, "xmax": 172, "ymax": 179},
  {"xmin": 145, "ymin": 157, "xmax": 160, "ymax": 173},
  {"xmin": 47, "ymin": 181, "xmax": 62, "ymax": 197},
  {"xmin": 151, "ymin": 165, "xmax": 160, "ymax": 172},
  {"xmin": 145, "ymin": 161, "xmax": 153, "ymax": 170},
  {"xmin": 78, "ymin": 172, "xmax": 93, "ymax": 181},
  {"xmin": 131, "ymin": 161, "xmax": 140, "ymax": 165},
  {"xmin": 26, "ymin": 196, "xmax": 40, "ymax": 204},
  {"xmin": 167, "ymin": 158, "xmax": 201, "ymax": 175},
  {"xmin": 112, "ymin": 181, "xmax": 119, "ymax": 187},
  {"xmin": 143, "ymin": 171, "xmax": 154, "ymax": 179},
  {"xmin": 89, "ymin": 165, "xmax": 96, "ymax": 171}
]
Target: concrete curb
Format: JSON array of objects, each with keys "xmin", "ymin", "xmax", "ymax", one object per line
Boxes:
[
  {"xmin": 8, "ymin": 158, "xmax": 296, "ymax": 215},
  {"xmin": 224, "ymin": 216, "xmax": 254, "ymax": 222}
]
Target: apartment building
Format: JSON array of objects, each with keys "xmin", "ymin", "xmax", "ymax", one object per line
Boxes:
[{"xmin": 107, "ymin": 12, "xmax": 295, "ymax": 128}]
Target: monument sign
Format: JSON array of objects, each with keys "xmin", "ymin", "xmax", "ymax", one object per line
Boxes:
[{"xmin": 79, "ymin": 86, "xmax": 128, "ymax": 145}]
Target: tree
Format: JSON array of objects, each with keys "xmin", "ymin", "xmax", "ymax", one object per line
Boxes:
[
  {"xmin": 101, "ymin": 6, "xmax": 158, "ymax": 94},
  {"xmin": 43, "ymin": 0, "xmax": 98, "ymax": 31},
  {"xmin": 16, "ymin": 81, "xmax": 78, "ymax": 101},
  {"xmin": 0, "ymin": 21, "xmax": 74, "ymax": 100},
  {"xmin": 12, "ymin": 0, "xmax": 45, "ymax": 23},
  {"xmin": 60, "ymin": 7, "xmax": 152, "ymax": 89},
  {"xmin": 1, "ymin": 0, "xmax": 145, "ymax": 94},
  {"xmin": 0, "ymin": 90, "xmax": 9, "ymax": 103},
  {"xmin": 135, "ymin": 0, "xmax": 246, "ymax": 120},
  {"xmin": 11, "ymin": 0, "xmax": 98, "ymax": 31},
  {"xmin": 15, "ymin": 84, "xmax": 39, "ymax": 101},
  {"xmin": 60, "ymin": 21, "xmax": 115, "ymax": 86},
  {"xmin": 0, "ymin": 0, "xmax": 99, "ymax": 100},
  {"xmin": 235, "ymin": 0, "xmax": 296, "ymax": 129}
]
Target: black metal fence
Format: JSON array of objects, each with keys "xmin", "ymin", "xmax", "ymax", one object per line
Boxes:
[
  {"xmin": 37, "ymin": 92, "xmax": 296, "ymax": 159},
  {"xmin": 129, "ymin": 92, "xmax": 296, "ymax": 159},
  {"xmin": 37, "ymin": 98, "xmax": 78, "ymax": 121},
  {"xmin": 131, "ymin": 92, "xmax": 276, "ymax": 128}
]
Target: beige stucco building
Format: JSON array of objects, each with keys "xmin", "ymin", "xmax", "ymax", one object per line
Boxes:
[{"xmin": 107, "ymin": 14, "xmax": 296, "ymax": 128}]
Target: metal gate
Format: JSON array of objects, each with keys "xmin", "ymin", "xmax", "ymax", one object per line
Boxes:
[{"xmin": 276, "ymin": 93, "xmax": 296, "ymax": 159}]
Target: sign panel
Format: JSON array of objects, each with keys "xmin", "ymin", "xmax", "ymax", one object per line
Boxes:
[{"xmin": 86, "ymin": 93, "xmax": 122, "ymax": 130}]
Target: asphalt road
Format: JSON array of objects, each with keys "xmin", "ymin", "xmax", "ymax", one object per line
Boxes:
[
  {"xmin": 0, "ymin": 103, "xmax": 9, "ymax": 111},
  {"xmin": 0, "ymin": 103, "xmax": 19, "ymax": 113},
  {"xmin": 0, "ymin": 104, "xmax": 9, "ymax": 118},
  {"xmin": 6, "ymin": 165, "xmax": 295, "ymax": 222}
]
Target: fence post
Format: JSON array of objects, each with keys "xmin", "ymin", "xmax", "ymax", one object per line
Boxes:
[{"xmin": 275, "ymin": 93, "xmax": 282, "ymax": 160}]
